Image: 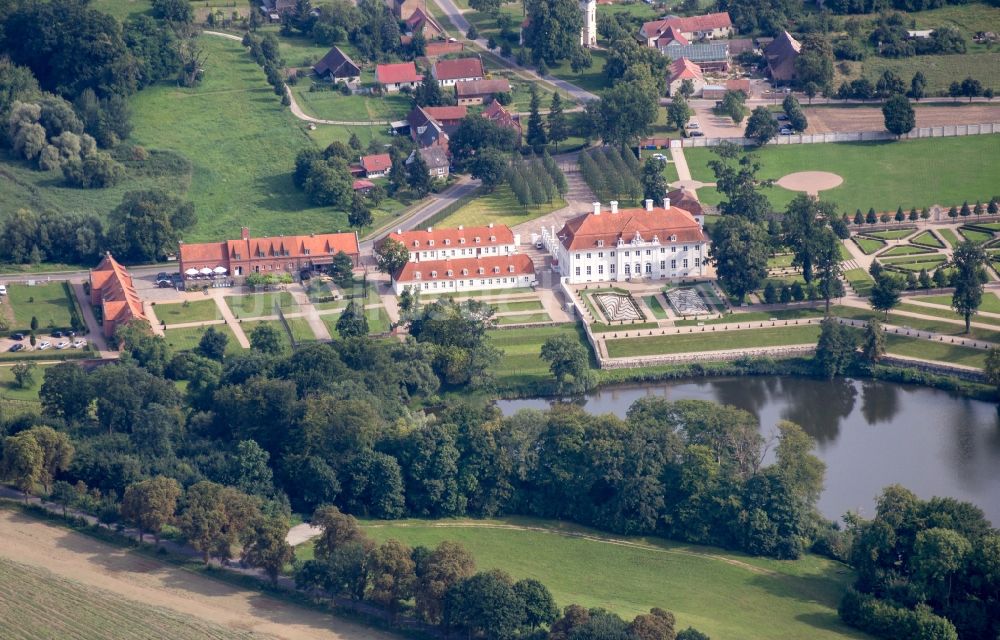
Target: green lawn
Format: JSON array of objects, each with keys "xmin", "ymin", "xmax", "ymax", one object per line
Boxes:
[
  {"xmin": 832, "ymin": 305, "xmax": 1000, "ymax": 342},
  {"xmin": 853, "ymin": 236, "xmax": 885, "ymax": 255},
  {"xmin": 492, "ymin": 300, "xmax": 544, "ymax": 313},
  {"xmin": 286, "ymin": 316, "xmax": 317, "ymax": 342},
  {"xmin": 163, "ymin": 324, "xmax": 241, "ymax": 355},
  {"xmin": 605, "ymin": 325, "xmax": 824, "ymax": 358},
  {"xmin": 686, "ymin": 136, "xmax": 1000, "ymax": 214},
  {"xmin": 674, "ymin": 307, "xmax": 827, "ymax": 326},
  {"xmin": 938, "ymin": 228, "xmax": 961, "ymax": 248},
  {"xmin": 645, "ymin": 295, "xmax": 668, "ymax": 319},
  {"xmin": 880, "ymin": 245, "xmax": 935, "ymax": 256},
  {"xmin": 885, "ymin": 334, "xmax": 988, "ymax": 368},
  {"xmin": 866, "ymin": 229, "xmax": 915, "ymax": 240},
  {"xmin": 320, "ymin": 305, "xmax": 392, "ymax": 336},
  {"xmin": 6, "ymin": 283, "xmax": 77, "ymax": 332},
  {"xmin": 357, "ymin": 518, "xmax": 865, "ymax": 640},
  {"xmin": 897, "ymin": 302, "xmax": 1000, "ymax": 326},
  {"xmin": 768, "ymin": 253, "xmax": 796, "ymax": 268},
  {"xmin": 547, "ymin": 48, "xmax": 611, "ymax": 93},
  {"xmin": 0, "ymin": 363, "xmax": 55, "ymax": 402},
  {"xmin": 152, "ymin": 299, "xmax": 221, "ymax": 324},
  {"xmin": 488, "ymin": 323, "xmax": 590, "ymax": 387},
  {"xmin": 290, "ymin": 84, "xmax": 412, "ymax": 122},
  {"xmin": 225, "ymin": 292, "xmax": 298, "ymax": 318},
  {"xmin": 916, "ymin": 291, "xmax": 1000, "ymax": 313},
  {"xmin": 90, "ymin": 0, "xmax": 152, "ymax": 20},
  {"xmin": 430, "ymin": 184, "xmax": 566, "ymax": 229},
  {"xmin": 911, "ymin": 230, "xmax": 945, "ymax": 248},
  {"xmin": 497, "ymin": 312, "xmax": 551, "ymax": 325},
  {"xmin": 880, "ymin": 256, "xmax": 947, "ymax": 272},
  {"xmin": 860, "ymin": 52, "xmax": 1000, "ymax": 95},
  {"xmin": 959, "ymin": 227, "xmax": 993, "ymax": 244},
  {"xmin": 127, "ymin": 35, "xmax": 400, "ymax": 241}
]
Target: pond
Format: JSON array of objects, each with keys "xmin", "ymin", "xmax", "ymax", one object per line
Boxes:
[{"xmin": 497, "ymin": 377, "xmax": 1000, "ymax": 525}]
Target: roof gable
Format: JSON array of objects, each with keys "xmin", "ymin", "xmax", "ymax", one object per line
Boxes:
[
  {"xmin": 314, "ymin": 46, "xmax": 360, "ymax": 78},
  {"xmin": 433, "ymin": 57, "xmax": 484, "ymax": 80}
]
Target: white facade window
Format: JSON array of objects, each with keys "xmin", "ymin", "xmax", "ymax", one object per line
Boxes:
[
  {"xmin": 575, "ymin": 267, "xmax": 581, "ymax": 276},
  {"xmin": 671, "ymin": 260, "xmax": 676, "ymax": 269},
  {"xmin": 598, "ymin": 252, "xmax": 603, "ymax": 258},
  {"xmin": 598, "ymin": 265, "xmax": 604, "ymax": 274},
  {"xmin": 683, "ymin": 259, "xmax": 689, "ymax": 268},
  {"xmin": 610, "ymin": 264, "xmax": 616, "ymax": 273},
  {"xmin": 586, "ymin": 253, "xmax": 591, "ymax": 259},
  {"xmin": 694, "ymin": 258, "xmax": 700, "ymax": 267},
  {"xmin": 586, "ymin": 266, "xmax": 591, "ymax": 275},
  {"xmin": 660, "ymin": 261, "xmax": 665, "ymax": 269}
]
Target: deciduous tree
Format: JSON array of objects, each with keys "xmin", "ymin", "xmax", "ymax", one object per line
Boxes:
[
  {"xmin": 951, "ymin": 241, "xmax": 987, "ymax": 332},
  {"xmin": 121, "ymin": 476, "xmax": 181, "ymax": 544}
]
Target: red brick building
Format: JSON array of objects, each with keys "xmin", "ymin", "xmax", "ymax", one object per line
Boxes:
[
  {"xmin": 90, "ymin": 252, "xmax": 148, "ymax": 339},
  {"xmin": 178, "ymin": 227, "xmax": 360, "ymax": 282}
]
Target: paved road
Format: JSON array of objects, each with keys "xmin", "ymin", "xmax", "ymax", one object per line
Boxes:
[
  {"xmin": 360, "ymin": 177, "xmax": 482, "ymax": 252},
  {"xmin": 428, "ymin": 0, "xmax": 599, "ymax": 103}
]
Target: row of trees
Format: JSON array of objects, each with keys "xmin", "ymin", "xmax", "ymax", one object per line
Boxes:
[
  {"xmin": 508, "ymin": 152, "xmax": 568, "ymax": 208},
  {"xmin": 578, "ymin": 146, "xmax": 642, "ymax": 202}
]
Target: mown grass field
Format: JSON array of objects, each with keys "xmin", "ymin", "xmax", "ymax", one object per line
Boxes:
[
  {"xmin": 6, "ymin": 283, "xmax": 76, "ymax": 332},
  {"xmin": 129, "ymin": 35, "xmax": 402, "ymax": 241},
  {"xmin": 430, "ymin": 184, "xmax": 566, "ymax": 229},
  {"xmin": 687, "ymin": 135, "xmax": 1000, "ymax": 214},
  {"xmin": 605, "ymin": 325, "xmax": 824, "ymax": 358},
  {"xmin": 225, "ymin": 292, "xmax": 299, "ymax": 318},
  {"xmin": 162, "ymin": 324, "xmax": 241, "ymax": 355},
  {"xmin": 0, "ymin": 362, "xmax": 54, "ymax": 402},
  {"xmin": 152, "ymin": 299, "xmax": 221, "ymax": 325},
  {"xmin": 356, "ymin": 518, "xmax": 866, "ymax": 640},
  {"xmin": 916, "ymin": 291, "xmax": 1000, "ymax": 312},
  {"xmin": 487, "ymin": 323, "xmax": 589, "ymax": 387},
  {"xmin": 884, "ymin": 334, "xmax": 989, "ymax": 368},
  {"xmin": 853, "ymin": 236, "xmax": 885, "ymax": 254},
  {"xmin": 0, "ymin": 556, "xmax": 259, "ymax": 640}
]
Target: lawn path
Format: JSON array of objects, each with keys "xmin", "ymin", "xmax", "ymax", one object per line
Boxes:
[{"xmin": 210, "ymin": 291, "xmax": 250, "ymax": 348}]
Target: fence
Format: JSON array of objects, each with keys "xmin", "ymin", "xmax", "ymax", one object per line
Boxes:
[{"xmin": 678, "ymin": 122, "xmax": 1000, "ymax": 148}]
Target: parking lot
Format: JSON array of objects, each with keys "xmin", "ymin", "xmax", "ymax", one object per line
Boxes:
[{"xmin": 1, "ymin": 331, "xmax": 87, "ymax": 354}]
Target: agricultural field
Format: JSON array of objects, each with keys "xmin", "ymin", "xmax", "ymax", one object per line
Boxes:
[
  {"xmin": 128, "ymin": 35, "xmax": 403, "ymax": 241},
  {"xmin": 358, "ymin": 517, "xmax": 866, "ymax": 640},
  {"xmin": 687, "ymin": 135, "xmax": 1000, "ymax": 214},
  {"xmin": 0, "ymin": 509, "xmax": 393, "ymax": 640}
]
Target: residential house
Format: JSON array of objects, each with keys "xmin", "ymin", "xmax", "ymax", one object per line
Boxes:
[
  {"xmin": 539, "ymin": 199, "xmax": 707, "ymax": 284},
  {"xmin": 360, "ymin": 153, "xmax": 392, "ymax": 178},
  {"xmin": 406, "ymin": 105, "xmax": 467, "ymax": 148},
  {"xmin": 385, "ymin": 0, "xmax": 424, "ymax": 20},
  {"xmin": 764, "ymin": 31, "xmax": 801, "ymax": 84},
  {"xmin": 386, "ymin": 224, "xmax": 520, "ymax": 262},
  {"xmin": 376, "ymin": 62, "xmax": 423, "ymax": 92},
  {"xmin": 668, "ymin": 58, "xmax": 705, "ymax": 96},
  {"xmin": 352, "ymin": 179, "xmax": 376, "ymax": 195},
  {"xmin": 482, "ymin": 100, "xmax": 522, "ymax": 144},
  {"xmin": 662, "ymin": 41, "xmax": 730, "ymax": 72},
  {"xmin": 406, "ymin": 146, "xmax": 450, "ymax": 179},
  {"xmin": 179, "ymin": 227, "xmax": 360, "ymax": 281},
  {"xmin": 433, "ymin": 57, "xmax": 485, "ymax": 87},
  {"xmin": 424, "ymin": 41, "xmax": 465, "ymax": 58},
  {"xmin": 392, "ymin": 254, "xmax": 535, "ymax": 294},
  {"xmin": 90, "ymin": 252, "xmax": 149, "ymax": 340},
  {"xmin": 455, "ymin": 78, "xmax": 511, "ymax": 105},
  {"xmin": 405, "ymin": 7, "xmax": 446, "ymax": 40},
  {"xmin": 639, "ymin": 12, "xmax": 733, "ymax": 46},
  {"xmin": 313, "ymin": 46, "xmax": 361, "ymax": 84}
]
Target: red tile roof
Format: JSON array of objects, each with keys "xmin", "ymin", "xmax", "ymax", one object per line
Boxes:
[
  {"xmin": 90, "ymin": 253, "xmax": 147, "ymax": 329},
  {"xmin": 667, "ymin": 188, "xmax": 704, "ymax": 217},
  {"xmin": 395, "ymin": 254, "xmax": 535, "ymax": 282},
  {"xmin": 361, "ymin": 153, "xmax": 392, "ymax": 173},
  {"xmin": 433, "ymin": 57, "xmax": 484, "ymax": 81},
  {"xmin": 353, "ymin": 179, "xmax": 376, "ymax": 190},
  {"xmin": 180, "ymin": 231, "xmax": 359, "ymax": 268},
  {"xmin": 455, "ymin": 78, "xmax": 511, "ymax": 96},
  {"xmin": 670, "ymin": 57, "xmax": 703, "ymax": 83},
  {"xmin": 656, "ymin": 25, "xmax": 689, "ymax": 46},
  {"xmin": 725, "ymin": 78, "xmax": 751, "ymax": 94},
  {"xmin": 388, "ymin": 224, "xmax": 515, "ymax": 249},
  {"xmin": 425, "ymin": 41, "xmax": 465, "ymax": 57},
  {"xmin": 376, "ymin": 61, "xmax": 423, "ymax": 85},
  {"xmin": 422, "ymin": 105, "xmax": 468, "ymax": 122},
  {"xmin": 643, "ymin": 12, "xmax": 732, "ymax": 38},
  {"xmin": 557, "ymin": 205, "xmax": 706, "ymax": 250},
  {"xmin": 482, "ymin": 100, "xmax": 521, "ymax": 134}
]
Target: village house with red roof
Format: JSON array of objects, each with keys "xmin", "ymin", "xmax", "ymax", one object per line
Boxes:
[
  {"xmin": 376, "ymin": 62, "xmax": 423, "ymax": 92},
  {"xmin": 455, "ymin": 78, "xmax": 511, "ymax": 105},
  {"xmin": 90, "ymin": 252, "xmax": 148, "ymax": 339},
  {"xmin": 482, "ymin": 100, "xmax": 522, "ymax": 144},
  {"xmin": 639, "ymin": 12, "xmax": 733, "ymax": 47},
  {"xmin": 360, "ymin": 153, "xmax": 392, "ymax": 178},
  {"xmin": 178, "ymin": 227, "xmax": 359, "ymax": 282},
  {"xmin": 539, "ymin": 199, "xmax": 707, "ymax": 284},
  {"xmin": 668, "ymin": 58, "xmax": 705, "ymax": 96},
  {"xmin": 432, "ymin": 57, "xmax": 485, "ymax": 87}
]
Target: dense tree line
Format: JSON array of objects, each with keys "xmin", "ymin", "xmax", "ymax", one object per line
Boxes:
[
  {"xmin": 578, "ymin": 146, "xmax": 641, "ymax": 202},
  {"xmin": 276, "ymin": 0, "xmax": 414, "ymax": 62},
  {"xmin": 508, "ymin": 152, "xmax": 567, "ymax": 207}
]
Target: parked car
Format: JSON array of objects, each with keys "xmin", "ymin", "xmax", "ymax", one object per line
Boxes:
[
  {"xmin": 780, "ymin": 127, "xmax": 793, "ymax": 135},
  {"xmin": 8, "ymin": 343, "xmax": 23, "ymax": 352},
  {"xmin": 10, "ymin": 333, "xmax": 24, "ymax": 341},
  {"xmin": 776, "ymin": 113, "xmax": 789, "ymax": 121},
  {"xmin": 156, "ymin": 272, "xmax": 173, "ymax": 288},
  {"xmin": 51, "ymin": 330, "xmax": 63, "ymax": 338},
  {"xmin": 55, "ymin": 341, "xmax": 70, "ymax": 350},
  {"xmin": 686, "ymin": 122, "xmax": 700, "ymax": 129},
  {"xmin": 66, "ymin": 330, "xmax": 76, "ymax": 338},
  {"xmin": 652, "ymin": 153, "xmax": 668, "ymax": 161},
  {"xmin": 0, "ymin": 284, "xmax": 6, "ymax": 295},
  {"xmin": 171, "ymin": 273, "xmax": 183, "ymax": 289},
  {"xmin": 688, "ymin": 130, "xmax": 705, "ymax": 137},
  {"xmin": 535, "ymin": 241, "xmax": 544, "ymax": 249},
  {"xmin": 72, "ymin": 339, "xmax": 87, "ymax": 349},
  {"xmin": 37, "ymin": 341, "xmax": 51, "ymax": 350}
]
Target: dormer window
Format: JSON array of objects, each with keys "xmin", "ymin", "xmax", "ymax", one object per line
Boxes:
[
  {"xmin": 459, "ymin": 238, "xmax": 466, "ymax": 244},
  {"xmin": 462, "ymin": 269, "xmax": 469, "ymax": 275},
  {"xmin": 478, "ymin": 267, "xmax": 485, "ymax": 274},
  {"xmin": 444, "ymin": 239, "xmax": 451, "ymax": 245},
  {"xmin": 412, "ymin": 241, "xmax": 419, "ymax": 247},
  {"xmin": 414, "ymin": 272, "xmax": 421, "ymax": 280},
  {"xmin": 489, "ymin": 235, "xmax": 496, "ymax": 242},
  {"xmin": 447, "ymin": 270, "xmax": 453, "ymax": 276},
  {"xmin": 493, "ymin": 266, "xmax": 500, "ymax": 273},
  {"xmin": 508, "ymin": 265, "xmax": 514, "ymax": 273},
  {"xmin": 597, "ymin": 240, "xmax": 604, "ymax": 247},
  {"xmin": 431, "ymin": 270, "xmax": 438, "ymax": 278},
  {"xmin": 428, "ymin": 240, "xmax": 435, "ymax": 247},
  {"xmin": 670, "ymin": 234, "xmax": 677, "ymax": 242},
  {"xmin": 474, "ymin": 237, "xmax": 481, "ymax": 243}
]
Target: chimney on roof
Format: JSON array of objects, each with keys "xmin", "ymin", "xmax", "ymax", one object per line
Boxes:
[
  {"xmin": 426, "ymin": 227, "xmax": 433, "ymax": 233},
  {"xmin": 593, "ymin": 202, "xmax": 601, "ymax": 216},
  {"xmin": 644, "ymin": 199, "xmax": 653, "ymax": 211},
  {"xmin": 663, "ymin": 197, "xmax": 671, "ymax": 209},
  {"xmin": 610, "ymin": 201, "xmax": 618, "ymax": 214},
  {"xmin": 241, "ymin": 226, "xmax": 249, "ymax": 240}
]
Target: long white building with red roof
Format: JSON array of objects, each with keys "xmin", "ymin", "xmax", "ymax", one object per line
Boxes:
[
  {"xmin": 386, "ymin": 223, "xmax": 520, "ymax": 263},
  {"xmin": 392, "ymin": 254, "xmax": 535, "ymax": 295},
  {"xmin": 540, "ymin": 199, "xmax": 707, "ymax": 284}
]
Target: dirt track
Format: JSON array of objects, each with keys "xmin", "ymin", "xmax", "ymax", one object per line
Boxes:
[
  {"xmin": 0, "ymin": 509, "xmax": 395, "ymax": 640},
  {"xmin": 804, "ymin": 103, "xmax": 1000, "ymax": 134}
]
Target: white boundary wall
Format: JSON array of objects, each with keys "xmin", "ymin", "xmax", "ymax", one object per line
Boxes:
[{"xmin": 676, "ymin": 122, "xmax": 1000, "ymax": 148}]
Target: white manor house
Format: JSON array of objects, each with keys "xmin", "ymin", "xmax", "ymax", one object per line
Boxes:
[{"xmin": 541, "ymin": 198, "xmax": 707, "ymax": 284}]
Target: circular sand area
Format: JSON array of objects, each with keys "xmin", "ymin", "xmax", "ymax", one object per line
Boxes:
[{"xmin": 775, "ymin": 171, "xmax": 844, "ymax": 196}]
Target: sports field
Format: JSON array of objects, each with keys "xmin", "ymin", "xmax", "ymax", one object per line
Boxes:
[
  {"xmin": 686, "ymin": 135, "xmax": 1000, "ymax": 214},
  {"xmin": 359, "ymin": 517, "xmax": 867, "ymax": 640}
]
